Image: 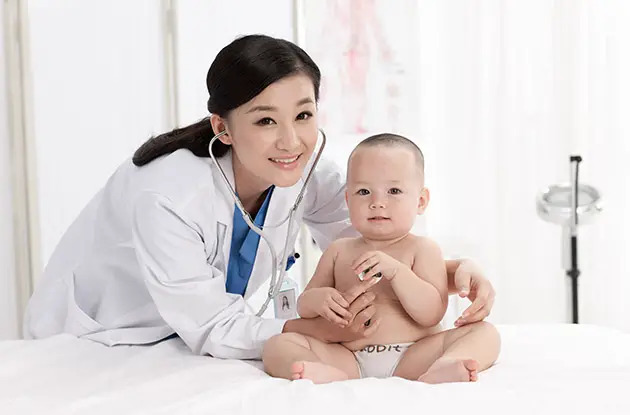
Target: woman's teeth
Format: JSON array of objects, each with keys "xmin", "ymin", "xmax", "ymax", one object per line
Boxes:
[{"xmin": 270, "ymin": 155, "xmax": 299, "ymax": 164}]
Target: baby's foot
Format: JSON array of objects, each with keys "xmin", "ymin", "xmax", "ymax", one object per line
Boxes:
[
  {"xmin": 290, "ymin": 361, "xmax": 349, "ymax": 384},
  {"xmin": 418, "ymin": 358, "xmax": 479, "ymax": 384}
]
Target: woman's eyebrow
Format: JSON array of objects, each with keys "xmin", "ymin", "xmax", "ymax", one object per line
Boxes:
[
  {"xmin": 246, "ymin": 105, "xmax": 276, "ymax": 114},
  {"xmin": 296, "ymin": 97, "xmax": 314, "ymax": 106},
  {"xmin": 246, "ymin": 97, "xmax": 314, "ymax": 114}
]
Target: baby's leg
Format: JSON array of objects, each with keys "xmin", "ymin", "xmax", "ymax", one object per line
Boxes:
[
  {"xmin": 263, "ymin": 333, "xmax": 359, "ymax": 384},
  {"xmin": 393, "ymin": 321, "xmax": 500, "ymax": 383}
]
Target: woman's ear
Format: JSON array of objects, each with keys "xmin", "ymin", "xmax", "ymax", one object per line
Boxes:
[
  {"xmin": 210, "ymin": 114, "xmax": 231, "ymax": 145},
  {"xmin": 417, "ymin": 187, "xmax": 430, "ymax": 214}
]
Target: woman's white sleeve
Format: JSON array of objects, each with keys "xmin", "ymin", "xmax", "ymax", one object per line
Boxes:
[
  {"xmin": 302, "ymin": 158, "xmax": 357, "ymax": 250},
  {"xmin": 132, "ymin": 192, "xmax": 285, "ymax": 359}
]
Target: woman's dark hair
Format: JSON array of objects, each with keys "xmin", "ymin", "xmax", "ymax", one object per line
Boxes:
[{"xmin": 132, "ymin": 34, "xmax": 321, "ymax": 166}]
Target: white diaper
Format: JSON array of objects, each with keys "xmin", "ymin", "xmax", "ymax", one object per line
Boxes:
[{"xmin": 354, "ymin": 343, "xmax": 413, "ymax": 378}]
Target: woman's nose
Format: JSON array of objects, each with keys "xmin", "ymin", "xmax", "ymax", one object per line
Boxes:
[{"xmin": 276, "ymin": 126, "xmax": 300, "ymax": 151}]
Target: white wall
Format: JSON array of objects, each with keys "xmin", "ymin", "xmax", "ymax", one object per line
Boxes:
[
  {"xmin": 27, "ymin": 0, "xmax": 169, "ymax": 270},
  {"xmin": 0, "ymin": 0, "xmax": 20, "ymax": 339},
  {"xmin": 175, "ymin": 0, "xmax": 295, "ymax": 125}
]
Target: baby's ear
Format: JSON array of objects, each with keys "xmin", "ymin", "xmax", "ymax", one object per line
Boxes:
[{"xmin": 417, "ymin": 187, "xmax": 430, "ymax": 214}]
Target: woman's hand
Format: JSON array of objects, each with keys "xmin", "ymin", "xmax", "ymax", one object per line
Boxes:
[
  {"xmin": 298, "ymin": 287, "xmax": 353, "ymax": 327},
  {"xmin": 338, "ymin": 277, "xmax": 381, "ymax": 337},
  {"xmin": 451, "ymin": 259, "xmax": 496, "ymax": 327},
  {"xmin": 286, "ymin": 276, "xmax": 381, "ymax": 343},
  {"xmin": 308, "ymin": 277, "xmax": 381, "ymax": 343}
]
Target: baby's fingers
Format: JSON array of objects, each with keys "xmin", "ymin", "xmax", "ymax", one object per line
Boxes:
[
  {"xmin": 332, "ymin": 291, "xmax": 349, "ymax": 308},
  {"xmin": 328, "ymin": 299, "xmax": 352, "ymax": 320},
  {"xmin": 456, "ymin": 305, "xmax": 490, "ymax": 327},
  {"xmin": 355, "ymin": 257, "xmax": 380, "ymax": 276},
  {"xmin": 324, "ymin": 309, "xmax": 349, "ymax": 327},
  {"xmin": 351, "ymin": 252, "xmax": 374, "ymax": 271}
]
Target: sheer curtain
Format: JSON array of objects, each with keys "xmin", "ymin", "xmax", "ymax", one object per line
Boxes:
[{"xmin": 303, "ymin": 0, "xmax": 630, "ymax": 330}]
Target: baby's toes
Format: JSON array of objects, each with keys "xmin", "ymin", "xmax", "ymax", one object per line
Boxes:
[{"xmin": 290, "ymin": 361, "xmax": 305, "ymax": 380}]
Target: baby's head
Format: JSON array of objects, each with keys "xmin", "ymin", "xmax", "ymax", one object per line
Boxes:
[{"xmin": 345, "ymin": 133, "xmax": 429, "ymax": 241}]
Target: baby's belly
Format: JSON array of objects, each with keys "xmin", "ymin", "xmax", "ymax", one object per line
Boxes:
[{"xmin": 342, "ymin": 300, "xmax": 441, "ymax": 351}]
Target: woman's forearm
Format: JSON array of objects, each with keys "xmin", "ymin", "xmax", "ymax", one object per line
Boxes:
[{"xmin": 282, "ymin": 317, "xmax": 331, "ymax": 342}]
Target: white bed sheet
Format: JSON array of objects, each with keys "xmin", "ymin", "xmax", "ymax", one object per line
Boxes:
[{"xmin": 1, "ymin": 324, "xmax": 629, "ymax": 415}]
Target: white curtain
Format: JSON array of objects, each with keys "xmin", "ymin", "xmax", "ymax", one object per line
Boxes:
[{"xmin": 301, "ymin": 0, "xmax": 630, "ymax": 330}]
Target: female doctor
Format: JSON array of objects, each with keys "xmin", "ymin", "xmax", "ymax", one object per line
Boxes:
[{"xmin": 24, "ymin": 35, "xmax": 495, "ymax": 359}]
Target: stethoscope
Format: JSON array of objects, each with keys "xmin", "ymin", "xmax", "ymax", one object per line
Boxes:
[{"xmin": 208, "ymin": 128, "xmax": 327, "ymax": 316}]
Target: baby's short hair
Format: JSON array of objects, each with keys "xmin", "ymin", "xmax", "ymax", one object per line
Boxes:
[{"xmin": 349, "ymin": 133, "xmax": 425, "ymax": 174}]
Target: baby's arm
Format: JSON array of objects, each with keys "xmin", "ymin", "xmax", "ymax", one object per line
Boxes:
[
  {"xmin": 297, "ymin": 244, "xmax": 336, "ymax": 318},
  {"xmin": 297, "ymin": 241, "xmax": 352, "ymax": 326},
  {"xmin": 390, "ymin": 238, "xmax": 448, "ymax": 326}
]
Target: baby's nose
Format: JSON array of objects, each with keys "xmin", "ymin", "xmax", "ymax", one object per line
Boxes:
[{"xmin": 369, "ymin": 199, "xmax": 386, "ymax": 209}]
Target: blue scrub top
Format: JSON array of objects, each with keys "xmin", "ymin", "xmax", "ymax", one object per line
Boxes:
[{"xmin": 225, "ymin": 187, "xmax": 274, "ymax": 296}]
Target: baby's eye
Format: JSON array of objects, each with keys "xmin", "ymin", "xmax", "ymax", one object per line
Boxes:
[
  {"xmin": 256, "ymin": 117, "xmax": 275, "ymax": 126},
  {"xmin": 389, "ymin": 188, "xmax": 402, "ymax": 194},
  {"xmin": 296, "ymin": 111, "xmax": 313, "ymax": 121},
  {"xmin": 357, "ymin": 189, "xmax": 370, "ymax": 196}
]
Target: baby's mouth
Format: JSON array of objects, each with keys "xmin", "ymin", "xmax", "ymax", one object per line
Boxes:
[{"xmin": 368, "ymin": 216, "xmax": 390, "ymax": 222}]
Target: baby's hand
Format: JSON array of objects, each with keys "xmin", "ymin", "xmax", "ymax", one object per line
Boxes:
[
  {"xmin": 352, "ymin": 251, "xmax": 402, "ymax": 281},
  {"xmin": 300, "ymin": 287, "xmax": 353, "ymax": 328}
]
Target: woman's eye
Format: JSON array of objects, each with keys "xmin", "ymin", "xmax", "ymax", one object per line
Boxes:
[
  {"xmin": 358, "ymin": 189, "xmax": 370, "ymax": 196},
  {"xmin": 389, "ymin": 188, "xmax": 402, "ymax": 194},
  {"xmin": 256, "ymin": 117, "xmax": 275, "ymax": 126},
  {"xmin": 296, "ymin": 111, "xmax": 313, "ymax": 121}
]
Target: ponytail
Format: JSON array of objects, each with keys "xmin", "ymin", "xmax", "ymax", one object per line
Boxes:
[{"xmin": 132, "ymin": 117, "xmax": 230, "ymax": 166}]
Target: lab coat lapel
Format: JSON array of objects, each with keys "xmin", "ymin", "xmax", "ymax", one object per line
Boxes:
[{"xmin": 211, "ymin": 153, "xmax": 236, "ymax": 273}]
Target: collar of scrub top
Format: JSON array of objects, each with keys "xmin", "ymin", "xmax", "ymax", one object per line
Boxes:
[
  {"xmin": 226, "ymin": 186, "xmax": 273, "ymax": 296},
  {"xmin": 236, "ymin": 187, "xmax": 298, "ymax": 271}
]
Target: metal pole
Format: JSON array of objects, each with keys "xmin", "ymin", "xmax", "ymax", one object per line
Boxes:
[{"xmin": 568, "ymin": 155, "xmax": 582, "ymax": 324}]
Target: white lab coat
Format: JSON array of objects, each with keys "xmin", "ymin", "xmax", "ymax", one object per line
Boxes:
[{"xmin": 24, "ymin": 148, "xmax": 352, "ymax": 359}]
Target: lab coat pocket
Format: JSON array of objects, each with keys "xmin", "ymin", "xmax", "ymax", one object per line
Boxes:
[{"xmin": 64, "ymin": 273, "xmax": 105, "ymax": 336}]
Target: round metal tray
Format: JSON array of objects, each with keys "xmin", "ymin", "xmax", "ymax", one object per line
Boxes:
[{"xmin": 537, "ymin": 183, "xmax": 603, "ymax": 225}]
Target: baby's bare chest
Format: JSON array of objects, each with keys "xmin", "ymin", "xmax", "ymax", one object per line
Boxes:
[{"xmin": 332, "ymin": 245, "xmax": 415, "ymax": 294}]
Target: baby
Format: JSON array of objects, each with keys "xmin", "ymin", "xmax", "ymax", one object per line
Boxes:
[{"xmin": 263, "ymin": 133, "xmax": 500, "ymax": 384}]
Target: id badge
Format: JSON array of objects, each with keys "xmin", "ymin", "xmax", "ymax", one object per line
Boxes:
[{"xmin": 274, "ymin": 277, "xmax": 298, "ymax": 319}]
